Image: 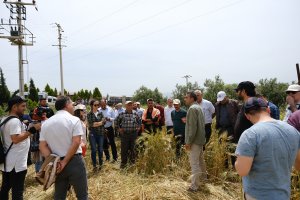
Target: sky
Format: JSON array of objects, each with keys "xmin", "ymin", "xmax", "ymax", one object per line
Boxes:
[{"xmin": 0, "ymin": 0, "xmax": 299, "ymax": 97}]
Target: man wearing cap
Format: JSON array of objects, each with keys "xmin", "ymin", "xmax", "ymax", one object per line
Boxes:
[
  {"xmin": 39, "ymin": 96, "xmax": 88, "ymax": 199},
  {"xmin": 235, "ymin": 97, "xmax": 300, "ymax": 200},
  {"xmin": 233, "ymin": 81, "xmax": 256, "ymax": 143},
  {"xmin": 283, "ymin": 84, "xmax": 300, "ymax": 122},
  {"xmin": 31, "ymin": 97, "xmax": 54, "ymax": 121},
  {"xmin": 135, "ymin": 102, "xmax": 144, "ymax": 118},
  {"xmin": 115, "ymin": 101, "xmax": 141, "ymax": 168},
  {"xmin": 215, "ymin": 91, "xmax": 239, "ymax": 137},
  {"xmin": 194, "ymin": 90, "xmax": 215, "ymax": 144},
  {"xmin": 0, "ymin": 96, "xmax": 41, "ymax": 200},
  {"xmin": 171, "ymin": 99, "xmax": 187, "ymax": 158},
  {"xmin": 142, "ymin": 98, "xmax": 160, "ymax": 134},
  {"xmin": 164, "ymin": 98, "xmax": 175, "ymax": 134}
]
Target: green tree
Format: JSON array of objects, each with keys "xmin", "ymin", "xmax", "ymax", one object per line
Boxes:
[
  {"xmin": 132, "ymin": 86, "xmax": 154, "ymax": 105},
  {"xmin": 172, "ymin": 81, "xmax": 201, "ymax": 106},
  {"xmin": 92, "ymin": 87, "xmax": 102, "ymax": 99},
  {"xmin": 24, "ymin": 83, "xmax": 28, "ymax": 92},
  {"xmin": 203, "ymin": 75, "xmax": 225, "ymax": 104},
  {"xmin": 28, "ymin": 78, "xmax": 39, "ymax": 102},
  {"xmin": 54, "ymin": 88, "xmax": 58, "ymax": 96},
  {"xmin": 45, "ymin": 83, "xmax": 55, "ymax": 96},
  {"xmin": 152, "ymin": 87, "xmax": 164, "ymax": 103},
  {"xmin": 0, "ymin": 68, "xmax": 10, "ymax": 105}
]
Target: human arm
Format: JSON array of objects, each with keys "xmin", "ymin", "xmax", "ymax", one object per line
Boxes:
[
  {"xmin": 10, "ymin": 122, "xmax": 41, "ymax": 144},
  {"xmin": 235, "ymin": 155, "xmax": 254, "ymax": 176},
  {"xmin": 294, "ymin": 150, "xmax": 300, "ymax": 171},
  {"xmin": 39, "ymin": 140, "xmax": 52, "ymax": 157},
  {"xmin": 185, "ymin": 108, "xmax": 197, "ymax": 147}
]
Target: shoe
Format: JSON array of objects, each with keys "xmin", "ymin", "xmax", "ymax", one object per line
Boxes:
[
  {"xmin": 93, "ymin": 166, "xmax": 98, "ymax": 172},
  {"xmin": 187, "ymin": 187, "xmax": 198, "ymax": 193},
  {"xmin": 110, "ymin": 159, "xmax": 117, "ymax": 164}
]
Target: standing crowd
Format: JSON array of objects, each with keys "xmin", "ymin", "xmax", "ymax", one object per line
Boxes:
[{"xmin": 0, "ymin": 80, "xmax": 300, "ymax": 200}]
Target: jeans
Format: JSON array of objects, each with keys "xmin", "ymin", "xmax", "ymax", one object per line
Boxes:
[
  {"xmin": 189, "ymin": 144, "xmax": 207, "ymax": 190},
  {"xmin": 0, "ymin": 169, "xmax": 27, "ymax": 200},
  {"xmin": 35, "ymin": 160, "xmax": 43, "ymax": 173},
  {"xmin": 120, "ymin": 132, "xmax": 137, "ymax": 168},
  {"xmin": 103, "ymin": 126, "xmax": 118, "ymax": 161},
  {"xmin": 205, "ymin": 123, "xmax": 212, "ymax": 144},
  {"xmin": 54, "ymin": 155, "xmax": 88, "ymax": 200},
  {"xmin": 89, "ymin": 132, "xmax": 104, "ymax": 167}
]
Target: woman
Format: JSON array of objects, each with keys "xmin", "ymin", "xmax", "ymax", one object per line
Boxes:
[
  {"xmin": 74, "ymin": 104, "xmax": 88, "ymax": 157},
  {"xmin": 87, "ymin": 100, "xmax": 106, "ymax": 171}
]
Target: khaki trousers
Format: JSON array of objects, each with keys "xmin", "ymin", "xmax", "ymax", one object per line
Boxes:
[{"xmin": 189, "ymin": 144, "xmax": 207, "ymax": 190}]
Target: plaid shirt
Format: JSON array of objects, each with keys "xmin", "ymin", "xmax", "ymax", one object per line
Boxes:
[
  {"xmin": 87, "ymin": 111, "xmax": 105, "ymax": 135},
  {"xmin": 115, "ymin": 110, "xmax": 141, "ymax": 133}
]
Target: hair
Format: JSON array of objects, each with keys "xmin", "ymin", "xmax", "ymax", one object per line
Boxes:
[
  {"xmin": 187, "ymin": 91, "xmax": 197, "ymax": 101},
  {"xmin": 147, "ymin": 98, "xmax": 154, "ymax": 102},
  {"xmin": 55, "ymin": 96, "xmax": 71, "ymax": 111},
  {"xmin": 245, "ymin": 107, "xmax": 268, "ymax": 115},
  {"xmin": 194, "ymin": 89, "xmax": 202, "ymax": 95},
  {"xmin": 89, "ymin": 99, "xmax": 97, "ymax": 107},
  {"xmin": 244, "ymin": 88, "xmax": 256, "ymax": 97},
  {"xmin": 74, "ymin": 109, "xmax": 84, "ymax": 121}
]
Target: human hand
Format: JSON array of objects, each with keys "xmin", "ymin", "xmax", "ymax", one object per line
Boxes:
[
  {"xmin": 56, "ymin": 160, "xmax": 67, "ymax": 174},
  {"xmin": 181, "ymin": 117, "xmax": 186, "ymax": 123}
]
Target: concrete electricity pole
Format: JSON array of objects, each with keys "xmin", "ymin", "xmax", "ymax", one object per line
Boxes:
[
  {"xmin": 52, "ymin": 23, "xmax": 66, "ymax": 96},
  {"xmin": 182, "ymin": 75, "xmax": 192, "ymax": 90},
  {"xmin": 0, "ymin": 0, "xmax": 37, "ymax": 97}
]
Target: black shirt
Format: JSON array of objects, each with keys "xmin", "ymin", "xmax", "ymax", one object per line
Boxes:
[{"xmin": 233, "ymin": 105, "xmax": 253, "ymax": 143}]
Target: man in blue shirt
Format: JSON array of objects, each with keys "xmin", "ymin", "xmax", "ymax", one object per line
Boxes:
[{"xmin": 235, "ymin": 97, "xmax": 300, "ymax": 200}]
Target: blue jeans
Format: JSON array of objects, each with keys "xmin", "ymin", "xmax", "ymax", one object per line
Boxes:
[
  {"xmin": 35, "ymin": 160, "xmax": 43, "ymax": 173},
  {"xmin": 89, "ymin": 132, "xmax": 104, "ymax": 167}
]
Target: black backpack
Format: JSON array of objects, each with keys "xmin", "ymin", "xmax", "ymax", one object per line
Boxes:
[{"xmin": 0, "ymin": 116, "xmax": 19, "ymax": 164}]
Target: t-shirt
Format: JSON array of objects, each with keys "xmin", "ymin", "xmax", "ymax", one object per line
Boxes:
[
  {"xmin": 198, "ymin": 99, "xmax": 215, "ymax": 124},
  {"xmin": 219, "ymin": 105, "xmax": 230, "ymax": 127},
  {"xmin": 0, "ymin": 117, "xmax": 29, "ymax": 172},
  {"xmin": 233, "ymin": 105, "xmax": 252, "ymax": 143},
  {"xmin": 171, "ymin": 108, "xmax": 187, "ymax": 136},
  {"xmin": 40, "ymin": 110, "xmax": 83, "ymax": 157},
  {"xmin": 235, "ymin": 120, "xmax": 300, "ymax": 200}
]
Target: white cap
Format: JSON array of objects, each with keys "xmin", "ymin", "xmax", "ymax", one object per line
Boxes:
[
  {"xmin": 217, "ymin": 91, "xmax": 226, "ymax": 102},
  {"xmin": 286, "ymin": 84, "xmax": 300, "ymax": 92},
  {"xmin": 125, "ymin": 101, "xmax": 133, "ymax": 105},
  {"xmin": 74, "ymin": 104, "xmax": 86, "ymax": 111},
  {"xmin": 173, "ymin": 99, "xmax": 181, "ymax": 105}
]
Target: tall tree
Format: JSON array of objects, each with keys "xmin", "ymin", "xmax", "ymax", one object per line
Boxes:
[
  {"xmin": 0, "ymin": 68, "xmax": 10, "ymax": 105},
  {"xmin": 24, "ymin": 83, "xmax": 28, "ymax": 92},
  {"xmin": 28, "ymin": 78, "xmax": 39, "ymax": 102},
  {"xmin": 172, "ymin": 81, "xmax": 201, "ymax": 106},
  {"xmin": 92, "ymin": 87, "xmax": 102, "ymax": 99}
]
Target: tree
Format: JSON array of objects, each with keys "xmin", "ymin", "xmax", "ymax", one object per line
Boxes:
[
  {"xmin": 172, "ymin": 81, "xmax": 201, "ymax": 106},
  {"xmin": 0, "ymin": 68, "xmax": 10, "ymax": 105},
  {"xmin": 132, "ymin": 86, "xmax": 154, "ymax": 105},
  {"xmin": 92, "ymin": 87, "xmax": 102, "ymax": 99},
  {"xmin": 45, "ymin": 83, "xmax": 55, "ymax": 96},
  {"xmin": 28, "ymin": 78, "xmax": 39, "ymax": 102},
  {"xmin": 152, "ymin": 87, "xmax": 164, "ymax": 104},
  {"xmin": 203, "ymin": 75, "xmax": 225, "ymax": 104},
  {"xmin": 54, "ymin": 88, "xmax": 58, "ymax": 96},
  {"xmin": 24, "ymin": 83, "xmax": 28, "ymax": 92}
]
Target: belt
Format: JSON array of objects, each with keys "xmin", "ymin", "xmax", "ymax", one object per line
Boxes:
[{"xmin": 60, "ymin": 153, "xmax": 82, "ymax": 160}]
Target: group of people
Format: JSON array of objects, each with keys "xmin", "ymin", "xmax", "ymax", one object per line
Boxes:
[{"xmin": 1, "ymin": 80, "xmax": 300, "ymax": 200}]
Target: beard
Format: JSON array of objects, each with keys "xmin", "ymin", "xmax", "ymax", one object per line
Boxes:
[{"xmin": 237, "ymin": 95, "xmax": 244, "ymax": 101}]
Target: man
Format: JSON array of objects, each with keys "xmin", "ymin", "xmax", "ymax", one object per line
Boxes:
[
  {"xmin": 194, "ymin": 90, "xmax": 215, "ymax": 144},
  {"xmin": 235, "ymin": 97, "xmax": 300, "ymax": 200},
  {"xmin": 142, "ymin": 98, "xmax": 160, "ymax": 134},
  {"xmin": 215, "ymin": 91, "xmax": 239, "ymax": 137},
  {"xmin": 0, "ymin": 96, "xmax": 40, "ymax": 200},
  {"xmin": 184, "ymin": 91, "xmax": 207, "ymax": 192},
  {"xmin": 115, "ymin": 103, "xmax": 125, "ymax": 117},
  {"xmin": 31, "ymin": 97, "xmax": 54, "ymax": 121},
  {"xmin": 233, "ymin": 81, "xmax": 256, "ymax": 143},
  {"xmin": 154, "ymin": 101, "xmax": 165, "ymax": 131},
  {"xmin": 171, "ymin": 99, "xmax": 186, "ymax": 158},
  {"xmin": 136, "ymin": 102, "xmax": 144, "ymax": 118},
  {"xmin": 283, "ymin": 84, "xmax": 300, "ymax": 121},
  {"xmin": 256, "ymin": 94, "xmax": 280, "ymax": 120},
  {"xmin": 99, "ymin": 99, "xmax": 118, "ymax": 162},
  {"xmin": 39, "ymin": 96, "xmax": 88, "ymax": 200},
  {"xmin": 115, "ymin": 101, "xmax": 141, "ymax": 168},
  {"xmin": 164, "ymin": 98, "xmax": 175, "ymax": 134}
]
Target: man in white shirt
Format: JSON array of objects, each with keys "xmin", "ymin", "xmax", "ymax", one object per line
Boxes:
[
  {"xmin": 99, "ymin": 99, "xmax": 118, "ymax": 162},
  {"xmin": 164, "ymin": 98, "xmax": 175, "ymax": 134},
  {"xmin": 0, "ymin": 96, "xmax": 41, "ymax": 200},
  {"xmin": 284, "ymin": 84, "xmax": 300, "ymax": 121},
  {"xmin": 194, "ymin": 90, "xmax": 215, "ymax": 144},
  {"xmin": 39, "ymin": 96, "xmax": 88, "ymax": 200}
]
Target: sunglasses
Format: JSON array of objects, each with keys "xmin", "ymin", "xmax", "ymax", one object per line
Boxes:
[
  {"xmin": 93, "ymin": 104, "xmax": 100, "ymax": 107},
  {"xmin": 286, "ymin": 91, "xmax": 298, "ymax": 95}
]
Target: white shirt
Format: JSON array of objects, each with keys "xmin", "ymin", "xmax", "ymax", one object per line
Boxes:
[
  {"xmin": 164, "ymin": 106, "xmax": 175, "ymax": 126},
  {"xmin": 0, "ymin": 117, "xmax": 29, "ymax": 172},
  {"xmin": 40, "ymin": 110, "xmax": 83, "ymax": 157},
  {"xmin": 283, "ymin": 104, "xmax": 300, "ymax": 122},
  {"xmin": 198, "ymin": 99, "xmax": 215, "ymax": 124},
  {"xmin": 98, "ymin": 106, "xmax": 115, "ymax": 128}
]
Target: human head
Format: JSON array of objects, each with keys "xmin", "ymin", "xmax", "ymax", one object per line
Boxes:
[
  {"xmin": 147, "ymin": 98, "xmax": 154, "ymax": 109},
  {"xmin": 125, "ymin": 101, "xmax": 133, "ymax": 112},
  {"xmin": 217, "ymin": 91, "xmax": 228, "ymax": 104},
  {"xmin": 74, "ymin": 104, "xmax": 87, "ymax": 121},
  {"xmin": 194, "ymin": 90, "xmax": 203, "ymax": 103},
  {"xmin": 244, "ymin": 97, "xmax": 270, "ymax": 124},
  {"xmin": 6, "ymin": 96, "xmax": 27, "ymax": 116},
  {"xmin": 39, "ymin": 97, "xmax": 47, "ymax": 107},
  {"xmin": 286, "ymin": 84, "xmax": 300, "ymax": 103},
  {"xmin": 235, "ymin": 81, "xmax": 256, "ymax": 101},
  {"xmin": 185, "ymin": 91, "xmax": 197, "ymax": 106},
  {"xmin": 116, "ymin": 103, "xmax": 122, "ymax": 110},
  {"xmin": 100, "ymin": 99, "xmax": 107, "ymax": 109},
  {"xmin": 90, "ymin": 99, "xmax": 100, "ymax": 112},
  {"xmin": 167, "ymin": 98, "xmax": 173, "ymax": 107},
  {"xmin": 173, "ymin": 99, "xmax": 181, "ymax": 110},
  {"xmin": 133, "ymin": 102, "xmax": 137, "ymax": 110},
  {"xmin": 136, "ymin": 102, "xmax": 141, "ymax": 109},
  {"xmin": 55, "ymin": 96, "xmax": 74, "ymax": 114}
]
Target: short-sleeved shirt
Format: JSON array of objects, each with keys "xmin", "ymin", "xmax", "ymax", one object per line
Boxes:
[
  {"xmin": 171, "ymin": 108, "xmax": 187, "ymax": 136},
  {"xmin": 235, "ymin": 120, "xmax": 300, "ymax": 200},
  {"xmin": 198, "ymin": 99, "xmax": 215, "ymax": 124},
  {"xmin": 40, "ymin": 110, "xmax": 83, "ymax": 157},
  {"xmin": 0, "ymin": 117, "xmax": 29, "ymax": 172}
]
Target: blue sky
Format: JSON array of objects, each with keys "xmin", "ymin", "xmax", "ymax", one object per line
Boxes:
[{"xmin": 0, "ymin": 0, "xmax": 299, "ymax": 97}]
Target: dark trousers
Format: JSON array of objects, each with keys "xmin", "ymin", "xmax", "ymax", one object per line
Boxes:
[
  {"xmin": 120, "ymin": 132, "xmax": 137, "ymax": 168},
  {"xmin": 0, "ymin": 169, "xmax": 27, "ymax": 200},
  {"xmin": 54, "ymin": 155, "xmax": 88, "ymax": 200},
  {"xmin": 166, "ymin": 126, "xmax": 173, "ymax": 134},
  {"xmin": 103, "ymin": 126, "xmax": 118, "ymax": 161},
  {"xmin": 205, "ymin": 123, "xmax": 212, "ymax": 144},
  {"xmin": 175, "ymin": 134, "xmax": 185, "ymax": 158},
  {"xmin": 144, "ymin": 124, "xmax": 157, "ymax": 134},
  {"xmin": 218, "ymin": 126, "xmax": 234, "ymax": 137},
  {"xmin": 89, "ymin": 132, "xmax": 104, "ymax": 167}
]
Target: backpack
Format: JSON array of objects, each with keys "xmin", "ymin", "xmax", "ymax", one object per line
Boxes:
[{"xmin": 0, "ymin": 116, "xmax": 19, "ymax": 164}]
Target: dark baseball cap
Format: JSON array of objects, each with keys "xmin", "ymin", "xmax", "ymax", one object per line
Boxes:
[
  {"xmin": 234, "ymin": 81, "xmax": 255, "ymax": 92},
  {"xmin": 6, "ymin": 96, "xmax": 27, "ymax": 112},
  {"xmin": 244, "ymin": 97, "xmax": 268, "ymax": 113}
]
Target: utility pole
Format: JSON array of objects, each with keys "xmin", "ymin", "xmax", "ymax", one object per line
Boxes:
[
  {"xmin": 0, "ymin": 0, "xmax": 36, "ymax": 97},
  {"xmin": 182, "ymin": 75, "xmax": 192, "ymax": 90},
  {"xmin": 52, "ymin": 23, "xmax": 66, "ymax": 96}
]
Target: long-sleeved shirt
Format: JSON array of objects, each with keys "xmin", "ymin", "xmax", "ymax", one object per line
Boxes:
[
  {"xmin": 164, "ymin": 106, "xmax": 175, "ymax": 126},
  {"xmin": 99, "ymin": 106, "xmax": 115, "ymax": 128},
  {"xmin": 87, "ymin": 111, "xmax": 105, "ymax": 135},
  {"xmin": 115, "ymin": 110, "xmax": 141, "ymax": 133},
  {"xmin": 185, "ymin": 103, "xmax": 206, "ymax": 146},
  {"xmin": 197, "ymin": 99, "xmax": 215, "ymax": 124}
]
